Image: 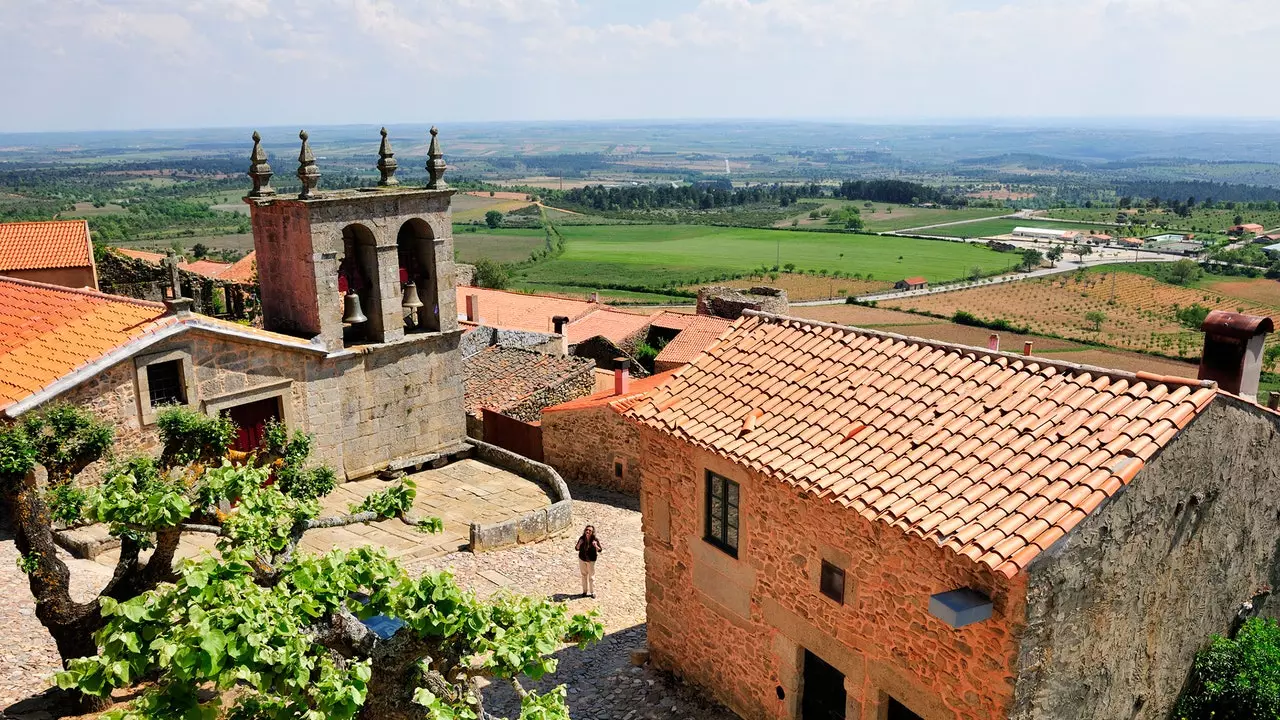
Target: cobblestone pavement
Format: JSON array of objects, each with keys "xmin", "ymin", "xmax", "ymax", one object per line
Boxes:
[
  {"xmin": 1, "ymin": 483, "xmax": 734, "ymax": 720},
  {"xmin": 407, "ymin": 484, "xmax": 737, "ymax": 720},
  {"xmin": 0, "ymin": 528, "xmax": 113, "ymax": 711}
]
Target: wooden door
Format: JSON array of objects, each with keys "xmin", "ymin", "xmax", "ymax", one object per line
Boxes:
[{"xmin": 223, "ymin": 397, "xmax": 281, "ymax": 454}]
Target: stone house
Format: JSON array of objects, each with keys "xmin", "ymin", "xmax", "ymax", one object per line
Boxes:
[
  {"xmin": 894, "ymin": 276, "xmax": 928, "ymax": 291},
  {"xmin": 541, "ymin": 366, "xmax": 676, "ymax": 494},
  {"xmin": 462, "ymin": 344, "xmax": 595, "ymax": 439},
  {"xmin": 0, "ymin": 130, "xmax": 469, "ymax": 480},
  {"xmin": 0, "ymin": 219, "xmax": 98, "ymax": 289},
  {"xmin": 620, "ymin": 310, "xmax": 1280, "ymax": 720}
]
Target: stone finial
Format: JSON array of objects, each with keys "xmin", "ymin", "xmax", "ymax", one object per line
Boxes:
[
  {"xmin": 247, "ymin": 130, "xmax": 276, "ymax": 198},
  {"xmin": 296, "ymin": 129, "xmax": 320, "ymax": 199},
  {"xmin": 377, "ymin": 127, "xmax": 399, "ymax": 187},
  {"xmin": 426, "ymin": 126, "xmax": 448, "ymax": 189}
]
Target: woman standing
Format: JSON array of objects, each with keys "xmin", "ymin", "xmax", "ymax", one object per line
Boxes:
[{"xmin": 575, "ymin": 525, "xmax": 603, "ymax": 598}]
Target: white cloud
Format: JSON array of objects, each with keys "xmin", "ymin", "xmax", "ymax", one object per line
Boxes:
[{"xmin": 0, "ymin": 0, "xmax": 1277, "ymax": 132}]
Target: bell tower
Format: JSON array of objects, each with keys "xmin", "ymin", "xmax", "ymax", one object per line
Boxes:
[{"xmin": 244, "ymin": 127, "xmax": 457, "ymax": 352}]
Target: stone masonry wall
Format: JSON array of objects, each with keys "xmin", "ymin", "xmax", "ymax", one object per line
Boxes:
[
  {"xmin": 1011, "ymin": 398, "xmax": 1280, "ymax": 720},
  {"xmin": 639, "ymin": 427, "xmax": 1026, "ymax": 720},
  {"xmin": 40, "ymin": 326, "xmax": 465, "ymax": 483},
  {"xmin": 500, "ymin": 364, "xmax": 596, "ymax": 424},
  {"xmin": 695, "ymin": 286, "xmax": 789, "ymax": 320},
  {"xmin": 542, "ymin": 404, "xmax": 642, "ymax": 494}
]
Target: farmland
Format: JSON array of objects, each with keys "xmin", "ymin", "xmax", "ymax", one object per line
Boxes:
[
  {"xmin": 883, "ymin": 269, "xmax": 1280, "ymax": 359},
  {"xmin": 918, "ymin": 218, "xmax": 1116, "ymax": 239},
  {"xmin": 453, "ymin": 227, "xmax": 548, "ymax": 264},
  {"xmin": 788, "ymin": 303, "xmax": 1202, "ymax": 379},
  {"xmin": 511, "ymin": 224, "xmax": 1019, "ymax": 295},
  {"xmin": 683, "ymin": 272, "xmax": 893, "ymax": 302},
  {"xmin": 776, "ymin": 200, "xmax": 1007, "ymax": 232},
  {"xmin": 1042, "ymin": 206, "xmax": 1280, "ymax": 233}
]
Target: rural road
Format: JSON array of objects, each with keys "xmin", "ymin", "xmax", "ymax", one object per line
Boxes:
[{"xmin": 790, "ymin": 248, "xmax": 1185, "ymax": 307}]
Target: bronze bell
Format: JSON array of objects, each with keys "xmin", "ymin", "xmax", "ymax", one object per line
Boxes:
[
  {"xmin": 342, "ymin": 290, "xmax": 368, "ymax": 325},
  {"xmin": 401, "ymin": 281, "xmax": 424, "ymax": 310}
]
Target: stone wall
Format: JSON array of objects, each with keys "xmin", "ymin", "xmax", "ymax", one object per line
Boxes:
[
  {"xmin": 45, "ymin": 324, "xmax": 466, "ymax": 483},
  {"xmin": 695, "ymin": 285, "xmax": 789, "ymax": 320},
  {"xmin": 466, "ymin": 438, "xmax": 573, "ymax": 551},
  {"xmin": 454, "ymin": 263, "xmax": 476, "ymax": 288},
  {"xmin": 460, "ymin": 325, "xmax": 564, "ymax": 358},
  {"xmin": 542, "ymin": 404, "xmax": 642, "ymax": 494},
  {"xmin": 97, "ymin": 252, "xmax": 249, "ymax": 319},
  {"xmin": 1011, "ymin": 398, "xmax": 1280, "ymax": 720},
  {"xmin": 571, "ymin": 336, "xmax": 649, "ymax": 376},
  {"xmin": 638, "ymin": 426, "xmax": 1025, "ymax": 720},
  {"xmin": 500, "ymin": 365, "xmax": 596, "ymax": 424}
]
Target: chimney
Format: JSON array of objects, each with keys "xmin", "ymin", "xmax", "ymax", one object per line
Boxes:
[
  {"xmin": 1268, "ymin": 392, "xmax": 1280, "ymax": 411},
  {"xmin": 987, "ymin": 334, "xmax": 1000, "ymax": 352},
  {"xmin": 552, "ymin": 315, "xmax": 569, "ymax": 335},
  {"xmin": 1023, "ymin": 341, "xmax": 1033, "ymax": 357},
  {"xmin": 1198, "ymin": 310, "xmax": 1275, "ymax": 401},
  {"xmin": 465, "ymin": 294, "xmax": 480, "ymax": 323},
  {"xmin": 589, "ymin": 292, "xmax": 600, "ymax": 303},
  {"xmin": 613, "ymin": 357, "xmax": 631, "ymax": 396}
]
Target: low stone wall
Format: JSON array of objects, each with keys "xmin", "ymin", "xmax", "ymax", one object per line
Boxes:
[
  {"xmin": 455, "ymin": 264, "xmax": 476, "ymax": 288},
  {"xmin": 696, "ymin": 285, "xmax": 788, "ymax": 319},
  {"xmin": 465, "ymin": 438, "xmax": 573, "ymax": 552}
]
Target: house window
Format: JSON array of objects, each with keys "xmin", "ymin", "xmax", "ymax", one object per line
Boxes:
[
  {"xmin": 146, "ymin": 360, "xmax": 186, "ymax": 407},
  {"xmin": 820, "ymin": 560, "xmax": 845, "ymax": 604},
  {"xmin": 705, "ymin": 471, "xmax": 739, "ymax": 556},
  {"xmin": 614, "ymin": 461, "xmax": 624, "ymax": 479}
]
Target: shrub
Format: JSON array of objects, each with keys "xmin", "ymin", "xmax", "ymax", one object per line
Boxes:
[
  {"xmin": 473, "ymin": 257, "xmax": 510, "ymax": 289},
  {"xmin": 1175, "ymin": 617, "xmax": 1280, "ymax": 719}
]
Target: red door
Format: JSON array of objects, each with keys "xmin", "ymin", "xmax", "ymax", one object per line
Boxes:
[{"xmin": 223, "ymin": 398, "xmax": 282, "ymax": 453}]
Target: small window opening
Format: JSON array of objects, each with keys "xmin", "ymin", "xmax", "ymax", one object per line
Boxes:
[
  {"xmin": 819, "ymin": 560, "xmax": 845, "ymax": 604},
  {"xmin": 146, "ymin": 360, "xmax": 186, "ymax": 407}
]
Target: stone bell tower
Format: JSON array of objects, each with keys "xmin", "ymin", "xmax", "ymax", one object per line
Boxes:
[{"xmin": 243, "ymin": 127, "xmax": 458, "ymax": 352}]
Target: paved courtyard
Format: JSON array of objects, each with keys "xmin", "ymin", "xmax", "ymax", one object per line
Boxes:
[
  {"xmin": 0, "ymin": 481, "xmax": 735, "ymax": 720},
  {"xmin": 84, "ymin": 458, "xmax": 559, "ymax": 568}
]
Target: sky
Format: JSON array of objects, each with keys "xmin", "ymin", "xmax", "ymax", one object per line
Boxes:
[{"xmin": 2, "ymin": 0, "xmax": 1279, "ymax": 133}]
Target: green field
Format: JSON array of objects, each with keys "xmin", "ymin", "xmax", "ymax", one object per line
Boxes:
[
  {"xmin": 513, "ymin": 224, "xmax": 1018, "ymax": 291},
  {"xmin": 922, "ymin": 218, "xmax": 1116, "ymax": 239},
  {"xmin": 508, "ymin": 282, "xmax": 690, "ymax": 304},
  {"xmin": 453, "ymin": 227, "xmax": 547, "ymax": 264}
]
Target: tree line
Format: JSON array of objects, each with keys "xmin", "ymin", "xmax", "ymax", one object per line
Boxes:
[{"xmin": 549, "ymin": 178, "xmax": 960, "ymax": 213}]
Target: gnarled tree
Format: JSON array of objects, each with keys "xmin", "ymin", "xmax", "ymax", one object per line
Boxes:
[{"xmin": 0, "ymin": 405, "xmax": 435, "ymax": 711}]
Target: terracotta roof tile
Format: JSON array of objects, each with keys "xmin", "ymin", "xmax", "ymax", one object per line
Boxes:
[
  {"xmin": 219, "ymin": 251, "xmax": 257, "ymax": 283},
  {"xmin": 623, "ymin": 312, "xmax": 1222, "ymax": 578},
  {"xmin": 454, "ymin": 287, "xmax": 652, "ymax": 345},
  {"xmin": 0, "ymin": 276, "xmax": 167, "ymax": 409},
  {"xmin": 0, "ymin": 220, "xmax": 93, "ymax": 272}
]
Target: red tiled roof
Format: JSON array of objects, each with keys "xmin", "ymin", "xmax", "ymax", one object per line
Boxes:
[
  {"xmin": 0, "ymin": 220, "xmax": 93, "ymax": 272},
  {"xmin": 455, "ymin": 287, "xmax": 654, "ymax": 345},
  {"xmin": 0, "ymin": 276, "xmax": 169, "ymax": 409},
  {"xmin": 463, "ymin": 345, "xmax": 595, "ymax": 417},
  {"xmin": 901, "ymin": 276, "xmax": 927, "ymax": 285},
  {"xmin": 180, "ymin": 259, "xmax": 233, "ymax": 279},
  {"xmin": 624, "ymin": 313, "xmax": 1219, "ymax": 578},
  {"xmin": 543, "ymin": 369, "xmax": 679, "ymax": 414},
  {"xmin": 220, "ymin": 251, "xmax": 257, "ymax": 283},
  {"xmin": 650, "ymin": 311, "xmax": 700, "ymax": 331},
  {"xmin": 564, "ymin": 307, "xmax": 653, "ymax": 345},
  {"xmin": 654, "ymin": 315, "xmax": 734, "ymax": 366}
]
